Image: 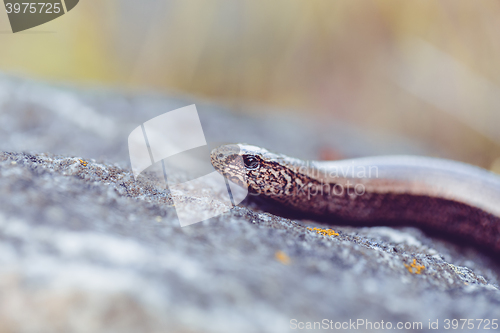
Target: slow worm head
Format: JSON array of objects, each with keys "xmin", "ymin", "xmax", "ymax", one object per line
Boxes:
[{"xmin": 211, "ymin": 143, "xmax": 500, "ymax": 254}]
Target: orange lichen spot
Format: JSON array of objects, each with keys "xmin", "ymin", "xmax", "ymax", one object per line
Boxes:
[
  {"xmin": 79, "ymin": 159, "xmax": 88, "ymax": 167},
  {"xmin": 404, "ymin": 259, "xmax": 425, "ymax": 274},
  {"xmin": 307, "ymin": 227, "xmax": 339, "ymax": 237},
  {"xmin": 275, "ymin": 251, "xmax": 291, "ymax": 265}
]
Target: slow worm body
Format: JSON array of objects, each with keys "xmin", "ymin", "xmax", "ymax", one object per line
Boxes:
[{"xmin": 211, "ymin": 144, "xmax": 500, "ymax": 254}]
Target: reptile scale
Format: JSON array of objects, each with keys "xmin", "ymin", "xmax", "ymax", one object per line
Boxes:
[{"xmin": 211, "ymin": 143, "xmax": 500, "ymax": 254}]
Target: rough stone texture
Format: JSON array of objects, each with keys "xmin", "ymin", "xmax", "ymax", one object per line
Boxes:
[{"xmin": 0, "ymin": 74, "xmax": 499, "ymax": 333}]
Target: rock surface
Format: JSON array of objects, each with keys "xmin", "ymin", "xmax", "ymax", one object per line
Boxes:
[{"xmin": 0, "ymin": 74, "xmax": 499, "ymax": 333}]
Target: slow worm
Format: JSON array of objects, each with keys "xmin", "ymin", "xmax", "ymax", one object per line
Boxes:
[{"xmin": 211, "ymin": 144, "xmax": 500, "ymax": 254}]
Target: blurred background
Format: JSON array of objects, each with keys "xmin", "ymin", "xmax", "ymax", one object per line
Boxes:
[{"xmin": 1, "ymin": 0, "xmax": 500, "ymax": 169}]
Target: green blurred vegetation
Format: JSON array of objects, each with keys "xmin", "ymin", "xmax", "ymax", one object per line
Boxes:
[{"xmin": 1, "ymin": 0, "xmax": 500, "ymax": 168}]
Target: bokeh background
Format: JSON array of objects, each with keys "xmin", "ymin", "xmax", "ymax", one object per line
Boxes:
[{"xmin": 1, "ymin": 0, "xmax": 500, "ymax": 169}]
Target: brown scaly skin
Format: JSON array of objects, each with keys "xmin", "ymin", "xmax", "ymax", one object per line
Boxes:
[{"xmin": 211, "ymin": 144, "xmax": 500, "ymax": 254}]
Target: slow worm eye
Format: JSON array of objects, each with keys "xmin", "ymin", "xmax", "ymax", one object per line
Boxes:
[
  {"xmin": 243, "ymin": 156, "xmax": 260, "ymax": 170},
  {"xmin": 217, "ymin": 153, "xmax": 224, "ymax": 159}
]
